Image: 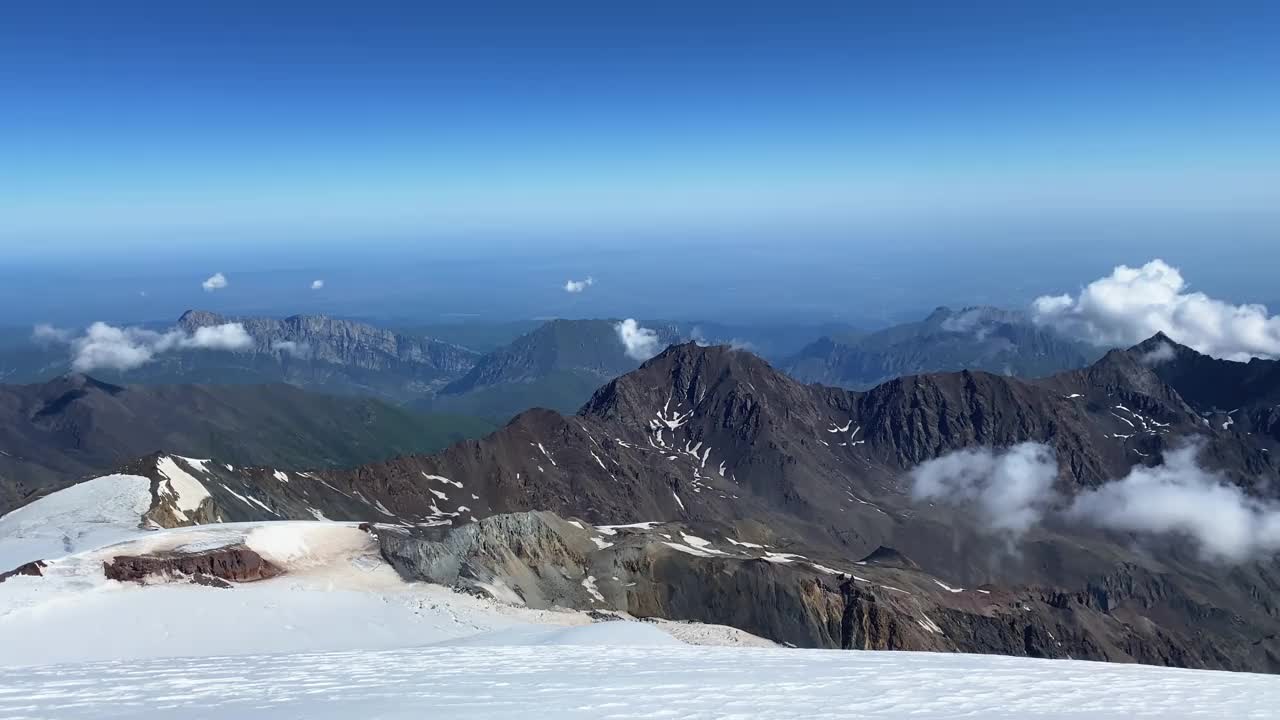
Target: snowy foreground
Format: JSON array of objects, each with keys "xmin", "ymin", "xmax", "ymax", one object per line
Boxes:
[
  {"xmin": 4, "ymin": 642, "xmax": 1279, "ymax": 719},
  {"xmin": 2, "ymin": 474, "xmax": 1279, "ymax": 718}
]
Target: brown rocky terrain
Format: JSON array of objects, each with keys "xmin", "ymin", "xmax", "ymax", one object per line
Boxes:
[{"xmin": 61, "ymin": 336, "xmax": 1280, "ymax": 672}]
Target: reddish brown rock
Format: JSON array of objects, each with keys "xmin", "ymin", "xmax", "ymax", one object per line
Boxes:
[{"xmin": 104, "ymin": 544, "xmax": 282, "ymax": 585}]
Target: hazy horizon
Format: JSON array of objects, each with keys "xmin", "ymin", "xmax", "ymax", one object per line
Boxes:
[{"xmin": 3, "ymin": 2, "xmax": 1278, "ymax": 336}]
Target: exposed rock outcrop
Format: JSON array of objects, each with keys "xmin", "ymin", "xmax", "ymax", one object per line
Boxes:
[
  {"xmin": 0, "ymin": 559, "xmax": 46, "ymax": 583},
  {"xmin": 367, "ymin": 509, "xmax": 1280, "ymax": 671},
  {"xmin": 103, "ymin": 544, "xmax": 281, "ymax": 585},
  {"xmin": 176, "ymin": 311, "xmax": 477, "ymax": 398}
]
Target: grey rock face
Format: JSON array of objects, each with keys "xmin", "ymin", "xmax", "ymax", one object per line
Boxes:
[
  {"xmin": 374, "ymin": 512, "xmax": 599, "ymax": 608},
  {"xmin": 176, "ymin": 310, "xmax": 481, "ymax": 397},
  {"xmin": 179, "ymin": 310, "xmax": 478, "ymax": 376},
  {"xmin": 366, "ymin": 510, "xmax": 1273, "ymax": 670}
]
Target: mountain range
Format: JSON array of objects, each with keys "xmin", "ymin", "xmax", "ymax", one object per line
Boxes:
[
  {"xmin": 425, "ymin": 319, "xmax": 686, "ymax": 419},
  {"xmin": 783, "ymin": 306, "xmax": 1099, "ymax": 389},
  {"xmin": 172, "ymin": 310, "xmax": 479, "ymax": 397},
  {"xmin": 13, "ymin": 335, "xmax": 1279, "ymax": 671},
  {"xmin": 5, "ymin": 308, "xmax": 1111, "ymax": 426}
]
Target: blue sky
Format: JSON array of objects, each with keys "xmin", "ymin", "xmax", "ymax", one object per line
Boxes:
[{"xmin": 2, "ymin": 1, "xmax": 1278, "ymax": 323}]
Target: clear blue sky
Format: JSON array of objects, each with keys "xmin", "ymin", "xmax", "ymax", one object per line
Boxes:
[{"xmin": 2, "ymin": 1, "xmax": 1278, "ymax": 324}]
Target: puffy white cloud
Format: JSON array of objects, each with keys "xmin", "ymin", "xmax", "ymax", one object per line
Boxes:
[
  {"xmin": 1031, "ymin": 259, "xmax": 1280, "ymax": 361},
  {"xmin": 310, "ymin": 280, "xmax": 325, "ymax": 290},
  {"xmin": 71, "ymin": 323, "xmax": 162, "ymax": 372},
  {"xmin": 615, "ymin": 318, "xmax": 661, "ymax": 361},
  {"xmin": 202, "ymin": 273, "xmax": 228, "ymax": 292},
  {"xmin": 911, "ymin": 439, "xmax": 1280, "ymax": 562},
  {"xmin": 1066, "ymin": 443, "xmax": 1280, "ymax": 562},
  {"xmin": 39, "ymin": 321, "xmax": 253, "ymax": 373},
  {"xmin": 909, "ymin": 442, "xmax": 1060, "ymax": 534},
  {"xmin": 185, "ymin": 324, "xmax": 252, "ymax": 351},
  {"xmin": 564, "ymin": 276, "xmax": 594, "ymax": 293}
]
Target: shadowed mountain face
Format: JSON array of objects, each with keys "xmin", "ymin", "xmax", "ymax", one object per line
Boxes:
[
  {"xmin": 1127, "ymin": 333, "xmax": 1280, "ymax": 447},
  {"xmin": 0, "ymin": 374, "xmax": 494, "ymax": 515},
  {"xmin": 784, "ymin": 306, "xmax": 1098, "ymax": 389},
  {"xmin": 100, "ymin": 339, "xmax": 1280, "ymax": 672}
]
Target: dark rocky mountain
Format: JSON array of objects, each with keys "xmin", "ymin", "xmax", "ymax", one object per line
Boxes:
[
  {"xmin": 427, "ymin": 319, "xmax": 684, "ymax": 420},
  {"xmin": 0, "ymin": 374, "xmax": 494, "ymax": 515},
  {"xmin": 1127, "ymin": 333, "xmax": 1280, "ymax": 444},
  {"xmin": 81, "ymin": 339, "xmax": 1280, "ymax": 672},
  {"xmin": 784, "ymin": 306, "xmax": 1098, "ymax": 389},
  {"xmin": 1131, "ymin": 333, "xmax": 1280, "ymax": 417}
]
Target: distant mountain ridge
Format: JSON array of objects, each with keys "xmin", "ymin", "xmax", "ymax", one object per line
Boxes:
[
  {"xmin": 429, "ymin": 319, "xmax": 685, "ymax": 419},
  {"xmin": 783, "ymin": 305, "xmax": 1098, "ymax": 388},
  {"xmin": 0, "ymin": 373, "xmax": 494, "ymax": 515},
  {"xmin": 173, "ymin": 310, "xmax": 478, "ymax": 397}
]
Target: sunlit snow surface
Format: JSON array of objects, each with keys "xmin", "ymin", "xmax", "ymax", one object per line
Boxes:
[
  {"xmin": 0, "ymin": 474, "xmax": 151, "ymax": 570},
  {"xmin": 3, "ymin": 478, "xmax": 1279, "ymax": 719},
  {"xmin": 3, "ymin": 645, "xmax": 1279, "ymax": 719}
]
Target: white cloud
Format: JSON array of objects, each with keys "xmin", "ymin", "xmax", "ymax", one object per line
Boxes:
[
  {"xmin": 909, "ymin": 442, "xmax": 1060, "ymax": 535},
  {"xmin": 911, "ymin": 439, "xmax": 1280, "ymax": 562},
  {"xmin": 70, "ymin": 323, "xmax": 161, "ymax": 372},
  {"xmin": 939, "ymin": 307, "xmax": 1010, "ymax": 341},
  {"xmin": 687, "ymin": 327, "xmax": 753, "ymax": 352},
  {"xmin": 202, "ymin": 273, "xmax": 229, "ymax": 292},
  {"xmin": 564, "ymin": 276, "xmax": 594, "ymax": 294},
  {"xmin": 615, "ymin": 318, "xmax": 661, "ymax": 361},
  {"xmin": 1031, "ymin": 259, "xmax": 1280, "ymax": 361},
  {"xmin": 1066, "ymin": 443, "xmax": 1280, "ymax": 562},
  {"xmin": 185, "ymin": 324, "xmax": 253, "ymax": 351},
  {"xmin": 272, "ymin": 340, "xmax": 311, "ymax": 359},
  {"xmin": 1137, "ymin": 341, "xmax": 1177, "ymax": 366},
  {"xmin": 40, "ymin": 321, "xmax": 253, "ymax": 373},
  {"xmin": 311, "ymin": 280, "xmax": 325, "ymax": 290},
  {"xmin": 32, "ymin": 324, "xmax": 73, "ymax": 345}
]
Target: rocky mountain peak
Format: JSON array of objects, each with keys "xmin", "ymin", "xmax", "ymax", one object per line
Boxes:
[
  {"xmin": 922, "ymin": 306, "xmax": 955, "ymax": 323},
  {"xmin": 579, "ymin": 342, "xmax": 799, "ymax": 421},
  {"xmin": 44, "ymin": 373, "xmax": 124, "ymax": 395},
  {"xmin": 1124, "ymin": 332, "xmax": 1280, "ymax": 413},
  {"xmin": 176, "ymin": 310, "xmax": 227, "ymax": 328}
]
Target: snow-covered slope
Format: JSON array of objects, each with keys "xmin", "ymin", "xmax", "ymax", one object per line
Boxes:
[
  {"xmin": 0, "ymin": 473, "xmax": 152, "ymax": 570},
  {"xmin": 3, "ymin": 470, "xmax": 1278, "ymax": 717},
  {"xmin": 0, "ymin": 520, "xmax": 605, "ymax": 667},
  {"xmin": 4, "ymin": 643, "xmax": 1277, "ymax": 719}
]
